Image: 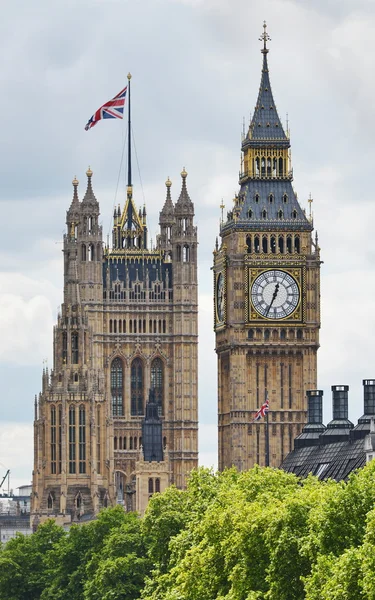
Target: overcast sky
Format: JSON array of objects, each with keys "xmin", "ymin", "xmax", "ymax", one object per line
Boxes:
[{"xmin": 1, "ymin": 0, "xmax": 375, "ymax": 491}]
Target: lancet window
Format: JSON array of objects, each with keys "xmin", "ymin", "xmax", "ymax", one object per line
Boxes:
[
  {"xmin": 131, "ymin": 358, "xmax": 144, "ymax": 415},
  {"xmin": 151, "ymin": 357, "xmax": 164, "ymax": 415},
  {"xmin": 79, "ymin": 405, "xmax": 86, "ymax": 474},
  {"xmin": 111, "ymin": 358, "xmax": 124, "ymax": 416}
]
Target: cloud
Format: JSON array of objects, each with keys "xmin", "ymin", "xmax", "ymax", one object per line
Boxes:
[{"xmin": 0, "ymin": 424, "xmax": 33, "ymax": 492}]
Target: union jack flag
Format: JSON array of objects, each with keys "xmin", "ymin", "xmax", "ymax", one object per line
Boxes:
[
  {"xmin": 253, "ymin": 394, "xmax": 269, "ymax": 422},
  {"xmin": 85, "ymin": 85, "xmax": 127, "ymax": 131}
]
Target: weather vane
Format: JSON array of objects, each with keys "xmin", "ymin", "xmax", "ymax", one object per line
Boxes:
[{"xmin": 259, "ymin": 21, "xmax": 271, "ymax": 53}]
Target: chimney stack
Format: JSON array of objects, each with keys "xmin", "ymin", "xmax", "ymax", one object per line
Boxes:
[
  {"xmin": 320, "ymin": 385, "xmax": 353, "ymax": 445},
  {"xmin": 294, "ymin": 390, "xmax": 326, "ymax": 449}
]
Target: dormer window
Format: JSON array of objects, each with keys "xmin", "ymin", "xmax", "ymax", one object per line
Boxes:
[
  {"xmin": 255, "ymin": 194, "xmax": 259, "ymax": 204},
  {"xmin": 269, "ymin": 194, "xmax": 274, "ymax": 204},
  {"xmin": 278, "ymin": 210, "xmax": 283, "ymax": 220},
  {"xmin": 283, "ymin": 193, "xmax": 288, "ymax": 203},
  {"xmin": 262, "ymin": 209, "xmax": 267, "ymax": 219},
  {"xmin": 248, "ymin": 209, "xmax": 253, "ymax": 218},
  {"xmin": 292, "ymin": 209, "xmax": 297, "ymax": 219}
]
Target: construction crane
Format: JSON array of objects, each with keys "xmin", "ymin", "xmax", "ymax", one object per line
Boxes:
[{"xmin": 0, "ymin": 470, "xmax": 10, "ymax": 495}]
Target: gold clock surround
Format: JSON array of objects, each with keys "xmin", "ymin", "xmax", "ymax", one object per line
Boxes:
[{"xmin": 248, "ymin": 266, "xmax": 304, "ymax": 323}]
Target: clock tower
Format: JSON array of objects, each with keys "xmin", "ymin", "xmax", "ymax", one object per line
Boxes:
[{"xmin": 213, "ymin": 24, "xmax": 321, "ymax": 470}]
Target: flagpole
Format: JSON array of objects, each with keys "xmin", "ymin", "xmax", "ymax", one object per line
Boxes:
[
  {"xmin": 127, "ymin": 73, "xmax": 132, "ymax": 189},
  {"xmin": 265, "ymin": 389, "xmax": 270, "ymax": 467}
]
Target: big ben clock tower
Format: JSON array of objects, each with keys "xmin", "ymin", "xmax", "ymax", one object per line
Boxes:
[{"xmin": 213, "ymin": 24, "xmax": 321, "ymax": 470}]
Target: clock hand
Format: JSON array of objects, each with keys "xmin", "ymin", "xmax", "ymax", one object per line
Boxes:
[{"xmin": 265, "ymin": 283, "xmax": 279, "ymax": 317}]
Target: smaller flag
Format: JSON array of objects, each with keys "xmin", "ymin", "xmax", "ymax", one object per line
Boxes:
[
  {"xmin": 85, "ymin": 85, "xmax": 127, "ymax": 131},
  {"xmin": 253, "ymin": 394, "xmax": 269, "ymax": 422}
]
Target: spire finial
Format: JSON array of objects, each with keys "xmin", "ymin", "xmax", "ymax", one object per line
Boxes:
[
  {"xmin": 72, "ymin": 176, "xmax": 79, "ymax": 204},
  {"xmin": 308, "ymin": 193, "xmax": 313, "ymax": 220},
  {"xmin": 259, "ymin": 21, "xmax": 271, "ymax": 54},
  {"xmin": 220, "ymin": 199, "xmax": 225, "ymax": 223}
]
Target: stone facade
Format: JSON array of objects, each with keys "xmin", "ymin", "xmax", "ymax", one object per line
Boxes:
[
  {"xmin": 213, "ymin": 29, "xmax": 321, "ymax": 471},
  {"xmin": 32, "ymin": 169, "xmax": 198, "ymax": 522}
]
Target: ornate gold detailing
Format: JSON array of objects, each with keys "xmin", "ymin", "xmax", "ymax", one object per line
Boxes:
[
  {"xmin": 259, "ymin": 21, "xmax": 271, "ymax": 53},
  {"xmin": 248, "ymin": 266, "xmax": 304, "ymax": 323},
  {"xmin": 165, "ymin": 177, "xmax": 172, "ymax": 188},
  {"xmin": 86, "ymin": 166, "xmax": 93, "ymax": 177},
  {"xmin": 127, "ymin": 72, "xmax": 132, "ymax": 80}
]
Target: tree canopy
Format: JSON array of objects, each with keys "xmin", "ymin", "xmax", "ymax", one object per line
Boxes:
[{"xmin": 2, "ymin": 463, "xmax": 375, "ymax": 599}]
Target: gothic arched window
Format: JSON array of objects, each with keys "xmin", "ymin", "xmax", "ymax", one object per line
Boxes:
[
  {"xmin": 111, "ymin": 358, "xmax": 124, "ymax": 416},
  {"xmin": 131, "ymin": 358, "xmax": 144, "ymax": 416},
  {"xmin": 148, "ymin": 478, "xmax": 154, "ymax": 494},
  {"xmin": 62, "ymin": 332, "xmax": 67, "ymax": 363},
  {"xmin": 71, "ymin": 332, "xmax": 78, "ymax": 364},
  {"xmin": 58, "ymin": 405, "xmax": 62, "ymax": 474},
  {"xmin": 69, "ymin": 405, "xmax": 76, "ymax": 474},
  {"xmin": 81, "ymin": 244, "xmax": 86, "ymax": 262},
  {"xmin": 155, "ymin": 478, "xmax": 160, "ymax": 493},
  {"xmin": 183, "ymin": 245, "xmax": 190, "ymax": 263},
  {"xmin": 79, "ymin": 405, "xmax": 86, "ymax": 474},
  {"xmin": 270, "ymin": 235, "xmax": 276, "ymax": 254},
  {"xmin": 47, "ymin": 492, "xmax": 54, "ymax": 510},
  {"xmin": 246, "ymin": 236, "xmax": 252, "ymax": 254},
  {"xmin": 295, "ymin": 236, "xmax": 300, "ymax": 254},
  {"xmin": 262, "ymin": 235, "xmax": 268, "ymax": 253},
  {"xmin": 51, "ymin": 406, "xmax": 56, "ymax": 474},
  {"xmin": 254, "ymin": 235, "xmax": 260, "ymax": 253},
  {"xmin": 151, "ymin": 357, "xmax": 164, "ymax": 415}
]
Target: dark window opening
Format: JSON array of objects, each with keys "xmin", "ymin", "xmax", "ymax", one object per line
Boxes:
[
  {"xmin": 71, "ymin": 332, "xmax": 78, "ymax": 364},
  {"xmin": 151, "ymin": 357, "xmax": 164, "ymax": 415},
  {"xmin": 111, "ymin": 358, "xmax": 124, "ymax": 416},
  {"xmin": 131, "ymin": 358, "xmax": 144, "ymax": 416}
]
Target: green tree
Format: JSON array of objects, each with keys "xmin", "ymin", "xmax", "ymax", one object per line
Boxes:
[
  {"xmin": 0, "ymin": 519, "xmax": 65, "ymax": 600},
  {"xmin": 41, "ymin": 505, "xmax": 129, "ymax": 600}
]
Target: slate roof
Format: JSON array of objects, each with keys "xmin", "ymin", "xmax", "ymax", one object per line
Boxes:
[
  {"xmin": 243, "ymin": 50, "xmax": 289, "ymax": 149},
  {"xmin": 238, "ymin": 179, "xmax": 311, "ymax": 229},
  {"xmin": 281, "ymin": 438, "xmax": 366, "ymax": 481},
  {"xmin": 281, "ymin": 413, "xmax": 375, "ymax": 482}
]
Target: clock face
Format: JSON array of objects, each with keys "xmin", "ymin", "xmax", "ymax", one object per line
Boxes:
[
  {"xmin": 251, "ymin": 269, "xmax": 300, "ymax": 320},
  {"xmin": 216, "ymin": 273, "xmax": 225, "ymax": 322}
]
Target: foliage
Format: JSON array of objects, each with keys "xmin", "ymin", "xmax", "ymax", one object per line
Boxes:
[{"xmin": 3, "ymin": 464, "xmax": 375, "ymax": 599}]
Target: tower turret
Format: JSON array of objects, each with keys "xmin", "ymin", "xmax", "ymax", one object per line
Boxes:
[{"xmin": 158, "ymin": 177, "xmax": 175, "ymax": 256}]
